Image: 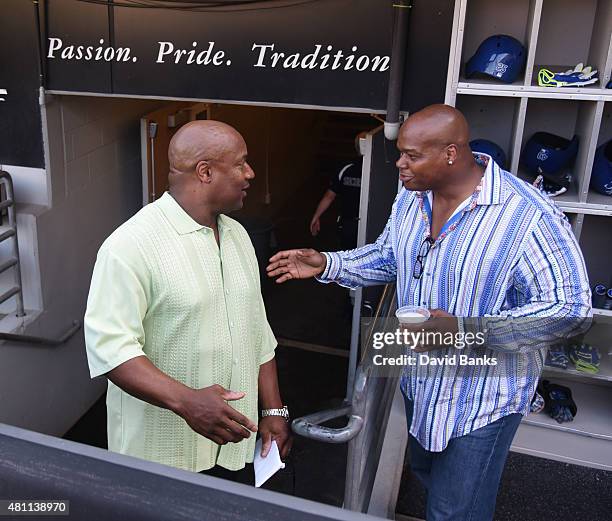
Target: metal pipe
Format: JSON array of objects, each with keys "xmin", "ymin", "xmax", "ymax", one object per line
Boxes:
[
  {"xmin": 33, "ymin": 0, "xmax": 47, "ymax": 89},
  {"xmin": 148, "ymin": 121, "xmax": 158, "ymax": 201},
  {"xmin": 384, "ymin": 1, "xmax": 412, "ymax": 140},
  {"xmin": 291, "ymin": 405, "xmax": 364, "ymax": 444}
]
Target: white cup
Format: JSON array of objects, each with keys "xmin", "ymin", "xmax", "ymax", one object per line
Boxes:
[{"xmin": 395, "ymin": 305, "xmax": 430, "ymax": 324}]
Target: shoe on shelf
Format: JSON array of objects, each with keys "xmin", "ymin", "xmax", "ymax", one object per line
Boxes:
[
  {"xmin": 538, "ymin": 63, "xmax": 599, "ymax": 88},
  {"xmin": 568, "ymin": 343, "xmax": 601, "ymax": 374}
]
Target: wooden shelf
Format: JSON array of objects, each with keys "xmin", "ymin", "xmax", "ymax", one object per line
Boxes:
[
  {"xmin": 457, "ymin": 79, "xmax": 612, "ymax": 101},
  {"xmin": 543, "ymin": 349, "xmax": 612, "ymax": 384},
  {"xmin": 513, "ymin": 380, "xmax": 612, "ymax": 470},
  {"xmin": 512, "ymin": 421, "xmax": 612, "ymax": 471},
  {"xmin": 522, "ymin": 380, "xmax": 612, "ymax": 441},
  {"xmin": 586, "ymin": 190, "xmax": 612, "ymax": 209},
  {"xmin": 593, "ymin": 308, "xmax": 612, "ymax": 317}
]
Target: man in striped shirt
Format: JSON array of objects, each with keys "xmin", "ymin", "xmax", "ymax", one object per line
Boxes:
[{"xmin": 267, "ymin": 105, "xmax": 591, "ymax": 520}]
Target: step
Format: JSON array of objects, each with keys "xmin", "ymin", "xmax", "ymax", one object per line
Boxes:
[
  {"xmin": 0, "ymin": 257, "xmax": 17, "ymax": 274},
  {"xmin": 0, "ymin": 199, "xmax": 14, "ymax": 210},
  {"xmin": 0, "ymin": 225, "xmax": 15, "ymax": 242},
  {"xmin": 0, "ymin": 286, "xmax": 20, "ymax": 305}
]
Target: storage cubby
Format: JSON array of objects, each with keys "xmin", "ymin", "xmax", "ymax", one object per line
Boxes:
[
  {"xmin": 517, "ymin": 99, "xmax": 599, "ymax": 205},
  {"xmin": 459, "ymin": 0, "xmax": 533, "ymax": 86},
  {"xmin": 579, "ymin": 215, "xmax": 612, "ymax": 290},
  {"xmin": 587, "ymin": 101, "xmax": 612, "ymax": 207},
  {"xmin": 446, "ymin": 0, "xmax": 612, "ymax": 471},
  {"xmin": 532, "ymin": 0, "xmax": 612, "ymax": 90},
  {"xmin": 456, "ymin": 95, "xmax": 519, "ymax": 170}
]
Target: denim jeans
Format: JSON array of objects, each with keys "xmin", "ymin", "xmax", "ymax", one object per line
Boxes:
[{"xmin": 404, "ymin": 398, "xmax": 522, "ymax": 521}]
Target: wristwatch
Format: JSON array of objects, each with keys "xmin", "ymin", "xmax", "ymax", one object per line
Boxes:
[{"xmin": 260, "ymin": 405, "xmax": 290, "ymax": 422}]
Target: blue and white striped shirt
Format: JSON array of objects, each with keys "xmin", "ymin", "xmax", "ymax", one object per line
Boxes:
[{"xmin": 318, "ymin": 155, "xmax": 591, "ymax": 452}]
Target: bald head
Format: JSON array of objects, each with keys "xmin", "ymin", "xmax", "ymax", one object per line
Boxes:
[
  {"xmin": 396, "ymin": 104, "xmax": 482, "ymax": 194},
  {"xmin": 401, "ymin": 104, "xmax": 470, "ymax": 148},
  {"xmin": 168, "ymin": 120, "xmax": 244, "ymax": 176}
]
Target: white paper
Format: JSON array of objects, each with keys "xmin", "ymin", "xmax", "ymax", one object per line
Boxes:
[{"xmin": 253, "ymin": 438, "xmax": 285, "ymax": 488}]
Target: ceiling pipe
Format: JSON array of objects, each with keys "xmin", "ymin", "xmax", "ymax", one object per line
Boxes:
[{"xmin": 384, "ymin": 1, "xmax": 412, "ymax": 141}]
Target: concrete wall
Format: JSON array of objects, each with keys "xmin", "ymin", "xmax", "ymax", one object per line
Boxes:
[{"xmin": 0, "ymin": 94, "xmax": 163, "ymax": 436}]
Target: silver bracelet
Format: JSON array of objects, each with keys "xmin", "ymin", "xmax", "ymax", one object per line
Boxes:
[{"xmin": 260, "ymin": 405, "xmax": 289, "ymax": 421}]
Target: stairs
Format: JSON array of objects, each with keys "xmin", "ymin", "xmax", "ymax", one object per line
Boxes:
[{"xmin": 0, "ymin": 171, "xmax": 24, "ymax": 317}]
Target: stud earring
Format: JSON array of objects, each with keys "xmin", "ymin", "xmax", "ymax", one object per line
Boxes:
[{"xmin": 448, "ymin": 160, "xmax": 454, "ymax": 165}]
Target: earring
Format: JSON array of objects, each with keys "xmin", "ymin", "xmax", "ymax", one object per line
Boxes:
[{"xmin": 448, "ymin": 160, "xmax": 453, "ymax": 165}]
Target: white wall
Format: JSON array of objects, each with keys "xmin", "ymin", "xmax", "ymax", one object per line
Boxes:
[
  {"xmin": 0, "ymin": 94, "xmax": 164, "ymax": 436},
  {"xmin": 0, "ymin": 165, "xmax": 48, "ymax": 207}
]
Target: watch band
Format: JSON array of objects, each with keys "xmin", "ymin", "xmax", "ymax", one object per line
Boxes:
[{"xmin": 260, "ymin": 405, "xmax": 289, "ymax": 421}]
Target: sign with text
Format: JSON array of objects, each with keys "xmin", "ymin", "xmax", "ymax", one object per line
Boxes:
[{"xmin": 43, "ymin": 0, "xmax": 453, "ymax": 112}]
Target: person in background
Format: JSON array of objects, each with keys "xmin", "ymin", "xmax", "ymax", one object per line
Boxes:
[{"xmin": 310, "ymin": 131, "xmax": 368, "ymax": 250}]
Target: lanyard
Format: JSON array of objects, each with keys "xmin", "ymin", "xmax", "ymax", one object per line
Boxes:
[{"xmin": 417, "ymin": 175, "xmax": 484, "ymax": 245}]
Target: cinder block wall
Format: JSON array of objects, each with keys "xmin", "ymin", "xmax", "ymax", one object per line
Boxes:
[{"xmin": 0, "ymin": 94, "xmax": 163, "ymax": 436}]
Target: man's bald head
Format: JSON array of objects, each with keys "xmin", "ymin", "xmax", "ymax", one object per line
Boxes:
[
  {"xmin": 166, "ymin": 119, "xmax": 254, "ymax": 216},
  {"xmin": 396, "ymin": 104, "xmax": 482, "ymax": 193},
  {"xmin": 400, "ymin": 104, "xmax": 470, "ymax": 149},
  {"xmin": 168, "ymin": 120, "xmax": 244, "ymax": 176}
]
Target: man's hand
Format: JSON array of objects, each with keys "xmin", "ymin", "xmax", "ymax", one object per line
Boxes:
[
  {"xmin": 310, "ymin": 216, "xmax": 321, "ymax": 236},
  {"xmin": 401, "ymin": 309, "xmax": 459, "ymax": 352},
  {"xmin": 177, "ymin": 384, "xmax": 258, "ymax": 446},
  {"xmin": 259, "ymin": 416, "xmax": 293, "ymax": 461},
  {"xmin": 266, "ymin": 249, "xmax": 326, "ymax": 283}
]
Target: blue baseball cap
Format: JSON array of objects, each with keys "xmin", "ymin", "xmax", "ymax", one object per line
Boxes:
[
  {"xmin": 470, "ymin": 139, "xmax": 507, "ymax": 169},
  {"xmin": 590, "ymin": 140, "xmax": 612, "ymax": 196},
  {"xmin": 465, "ymin": 35, "xmax": 526, "ymax": 83}
]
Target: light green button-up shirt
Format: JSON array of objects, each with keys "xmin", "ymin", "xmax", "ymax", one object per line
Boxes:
[{"xmin": 84, "ymin": 192, "xmax": 276, "ymax": 472}]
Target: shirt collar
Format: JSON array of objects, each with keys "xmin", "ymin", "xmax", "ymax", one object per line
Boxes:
[
  {"xmin": 414, "ymin": 153, "xmax": 508, "ymax": 207},
  {"xmin": 156, "ymin": 192, "xmax": 232, "ymax": 235},
  {"xmin": 473, "ymin": 152, "xmax": 505, "ymax": 206},
  {"xmin": 415, "ymin": 153, "xmax": 505, "ymax": 207}
]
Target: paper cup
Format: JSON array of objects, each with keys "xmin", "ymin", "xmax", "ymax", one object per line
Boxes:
[{"xmin": 395, "ymin": 305, "xmax": 430, "ymax": 324}]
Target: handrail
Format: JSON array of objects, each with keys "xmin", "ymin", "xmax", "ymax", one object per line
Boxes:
[
  {"xmin": 290, "ymin": 284, "xmax": 396, "ymax": 444},
  {"xmin": 0, "ymin": 170, "xmax": 25, "ymax": 317},
  {"xmin": 291, "ymin": 405, "xmax": 363, "ymax": 444},
  {"xmin": 0, "ymin": 320, "xmax": 81, "ymax": 346}
]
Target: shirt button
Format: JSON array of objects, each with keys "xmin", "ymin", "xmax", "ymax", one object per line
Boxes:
[
  {"xmin": 233, "ymin": 358, "xmax": 238, "ymax": 365},
  {"xmin": 225, "ymin": 289, "xmax": 230, "ymax": 295},
  {"xmin": 230, "ymin": 322, "xmax": 235, "ymax": 328}
]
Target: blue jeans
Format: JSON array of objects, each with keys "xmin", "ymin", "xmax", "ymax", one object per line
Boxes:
[{"xmin": 404, "ymin": 398, "xmax": 522, "ymax": 521}]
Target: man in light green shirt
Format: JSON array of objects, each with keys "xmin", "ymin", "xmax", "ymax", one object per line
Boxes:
[{"xmin": 84, "ymin": 120, "xmax": 291, "ymax": 478}]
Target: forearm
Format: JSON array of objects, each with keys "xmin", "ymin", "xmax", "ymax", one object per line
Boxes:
[
  {"xmin": 317, "ymin": 210, "xmax": 397, "ymax": 288},
  {"xmin": 312, "ymin": 190, "xmax": 336, "ymax": 219},
  {"xmin": 258, "ymin": 358, "xmax": 283, "ymax": 409},
  {"xmin": 107, "ymin": 356, "xmax": 191, "ymax": 415},
  {"xmin": 463, "ymin": 307, "xmax": 591, "ymax": 354},
  {"xmin": 474, "ymin": 217, "xmax": 592, "ymax": 353}
]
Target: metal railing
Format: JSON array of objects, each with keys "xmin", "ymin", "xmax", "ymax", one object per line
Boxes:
[
  {"xmin": 0, "ymin": 171, "xmax": 24, "ymax": 317},
  {"xmin": 291, "ymin": 284, "xmax": 399, "ymax": 513}
]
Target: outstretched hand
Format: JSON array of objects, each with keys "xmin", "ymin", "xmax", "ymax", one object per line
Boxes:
[{"xmin": 266, "ymin": 249, "xmax": 327, "ymax": 283}]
